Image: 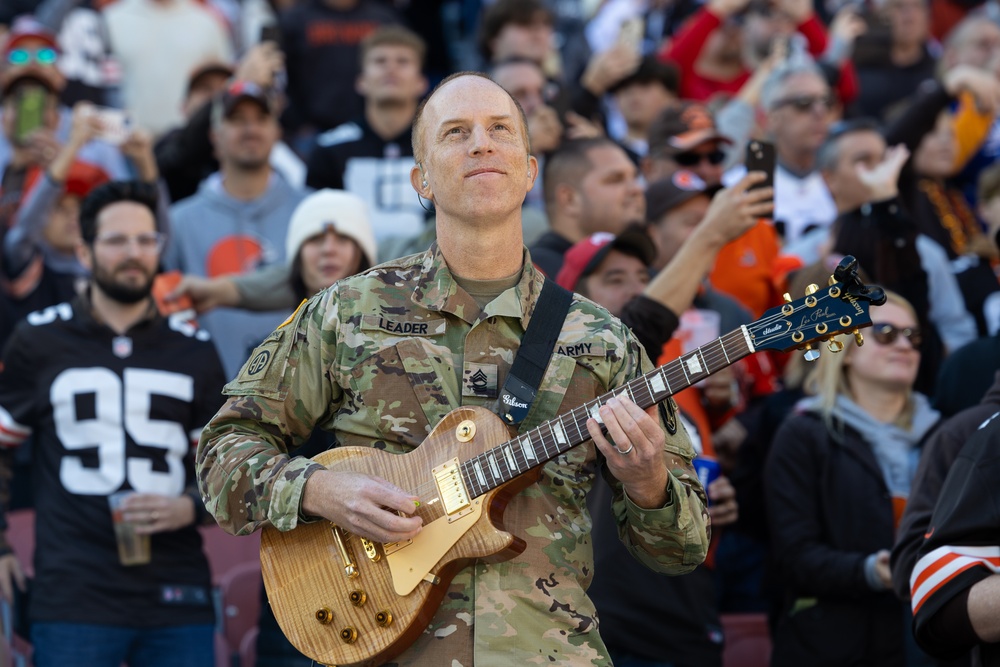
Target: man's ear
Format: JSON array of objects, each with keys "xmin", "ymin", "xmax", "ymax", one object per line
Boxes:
[
  {"xmin": 526, "ymin": 155, "xmax": 539, "ymax": 191},
  {"xmin": 410, "ymin": 164, "xmax": 432, "ymax": 200}
]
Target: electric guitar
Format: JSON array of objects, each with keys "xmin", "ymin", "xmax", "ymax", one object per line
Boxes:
[{"xmin": 259, "ymin": 257, "xmax": 886, "ymax": 666}]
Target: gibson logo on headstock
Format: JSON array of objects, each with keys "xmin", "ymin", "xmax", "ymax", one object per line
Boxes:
[{"xmin": 846, "ymin": 295, "xmax": 864, "ymax": 315}]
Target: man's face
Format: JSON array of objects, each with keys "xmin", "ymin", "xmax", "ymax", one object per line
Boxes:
[
  {"xmin": 214, "ymin": 99, "xmax": 278, "ymax": 171},
  {"xmin": 647, "ymin": 195, "xmax": 710, "ymax": 270},
  {"xmin": 766, "ymin": 72, "xmax": 833, "ymax": 157},
  {"xmin": 490, "ymin": 20, "xmax": 553, "ymax": 64},
  {"xmin": 43, "ymin": 194, "xmax": 81, "ymax": 254},
  {"xmin": 823, "ymin": 130, "xmax": 886, "ymax": 211},
  {"xmin": 614, "ymin": 82, "xmax": 677, "ymax": 135},
  {"xmin": 576, "ymin": 144, "xmax": 645, "ymax": 237},
  {"xmin": 413, "ymin": 76, "xmax": 537, "ymax": 225},
  {"xmin": 946, "ymin": 22, "xmax": 1000, "ymax": 73},
  {"xmin": 356, "ymin": 44, "xmax": 427, "ymax": 105},
  {"xmin": 492, "ymin": 61, "xmax": 547, "ymax": 117},
  {"xmin": 884, "ymin": 0, "xmax": 929, "ymax": 47},
  {"xmin": 649, "ymin": 140, "xmax": 727, "ymax": 187},
  {"xmin": 824, "ymin": 129, "xmax": 886, "ymax": 211},
  {"xmin": 579, "ymin": 249, "xmax": 650, "ymax": 317},
  {"xmin": 83, "ymin": 201, "xmax": 160, "ymax": 304},
  {"xmin": 0, "ymin": 35, "xmax": 64, "ymax": 97}
]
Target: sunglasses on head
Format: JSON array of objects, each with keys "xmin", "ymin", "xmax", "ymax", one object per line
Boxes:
[
  {"xmin": 7, "ymin": 47, "xmax": 58, "ymax": 67},
  {"xmin": 674, "ymin": 149, "xmax": 726, "ymax": 167},
  {"xmin": 773, "ymin": 94, "xmax": 835, "ymax": 113},
  {"xmin": 870, "ymin": 323, "xmax": 922, "ymax": 349}
]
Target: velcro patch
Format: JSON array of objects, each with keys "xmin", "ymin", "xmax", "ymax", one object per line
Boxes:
[
  {"xmin": 361, "ymin": 314, "xmax": 445, "ymax": 337},
  {"xmin": 556, "ymin": 342, "xmax": 606, "ymax": 357},
  {"xmin": 463, "ymin": 362, "xmax": 498, "ymax": 398}
]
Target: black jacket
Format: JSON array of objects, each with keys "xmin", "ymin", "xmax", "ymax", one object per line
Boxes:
[{"xmin": 765, "ymin": 411, "xmax": 918, "ymax": 667}]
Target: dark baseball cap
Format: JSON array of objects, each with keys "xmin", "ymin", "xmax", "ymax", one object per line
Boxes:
[
  {"xmin": 645, "ymin": 170, "xmax": 715, "ymax": 223},
  {"xmin": 649, "ymin": 102, "xmax": 732, "ymax": 154},
  {"xmin": 213, "ymin": 80, "xmax": 275, "ymax": 121},
  {"xmin": 556, "ymin": 225, "xmax": 656, "ymax": 291}
]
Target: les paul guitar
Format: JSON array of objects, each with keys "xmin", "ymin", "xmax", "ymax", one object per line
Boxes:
[{"xmin": 260, "ymin": 257, "xmax": 886, "ymax": 666}]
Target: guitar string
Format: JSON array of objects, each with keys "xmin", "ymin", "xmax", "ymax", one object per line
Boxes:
[{"xmin": 392, "ymin": 300, "xmax": 845, "ymax": 508}]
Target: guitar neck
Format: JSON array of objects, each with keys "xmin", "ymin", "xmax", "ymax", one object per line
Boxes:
[{"xmin": 459, "ymin": 326, "xmax": 755, "ymax": 498}]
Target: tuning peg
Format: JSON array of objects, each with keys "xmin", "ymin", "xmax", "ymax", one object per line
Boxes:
[
  {"xmin": 782, "ymin": 293, "xmax": 792, "ymax": 303},
  {"xmin": 827, "ymin": 340, "xmax": 844, "ymax": 353},
  {"xmin": 828, "ymin": 275, "xmax": 837, "ymax": 286},
  {"xmin": 803, "ymin": 344, "xmax": 821, "ymax": 362},
  {"xmin": 853, "ymin": 330, "xmax": 864, "ymax": 347},
  {"xmin": 805, "ymin": 284, "xmax": 819, "ymax": 296}
]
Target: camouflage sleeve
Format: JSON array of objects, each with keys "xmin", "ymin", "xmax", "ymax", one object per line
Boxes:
[
  {"xmin": 196, "ymin": 293, "xmax": 339, "ymax": 536},
  {"xmin": 601, "ymin": 326, "xmax": 710, "ymax": 575}
]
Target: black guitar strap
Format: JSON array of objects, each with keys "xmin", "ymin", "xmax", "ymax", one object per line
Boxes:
[{"xmin": 497, "ymin": 279, "xmax": 573, "ymax": 426}]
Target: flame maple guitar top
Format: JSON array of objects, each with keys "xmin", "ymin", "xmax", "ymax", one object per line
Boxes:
[{"xmin": 260, "ymin": 406, "xmax": 536, "ymax": 667}]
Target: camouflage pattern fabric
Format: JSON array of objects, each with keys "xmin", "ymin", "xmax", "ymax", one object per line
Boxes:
[{"xmin": 197, "ymin": 243, "xmax": 710, "ymax": 666}]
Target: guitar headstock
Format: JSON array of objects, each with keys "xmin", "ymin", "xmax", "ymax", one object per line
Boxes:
[{"xmin": 748, "ymin": 256, "xmax": 887, "ymax": 359}]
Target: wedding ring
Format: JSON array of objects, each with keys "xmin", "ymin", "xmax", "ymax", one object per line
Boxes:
[{"xmin": 614, "ymin": 443, "xmax": 634, "ymax": 455}]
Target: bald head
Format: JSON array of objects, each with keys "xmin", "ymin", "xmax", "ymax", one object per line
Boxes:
[{"xmin": 411, "ymin": 71, "xmax": 531, "ymax": 164}]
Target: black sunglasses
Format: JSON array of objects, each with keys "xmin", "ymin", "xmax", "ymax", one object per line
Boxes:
[
  {"xmin": 870, "ymin": 323, "xmax": 922, "ymax": 349},
  {"xmin": 773, "ymin": 94, "xmax": 835, "ymax": 113},
  {"xmin": 674, "ymin": 149, "xmax": 726, "ymax": 167}
]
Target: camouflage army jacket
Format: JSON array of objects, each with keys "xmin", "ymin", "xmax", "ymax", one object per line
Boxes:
[{"xmin": 198, "ymin": 244, "xmax": 710, "ymax": 666}]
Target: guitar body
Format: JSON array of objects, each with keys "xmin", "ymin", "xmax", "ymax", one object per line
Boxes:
[{"xmin": 260, "ymin": 406, "xmax": 536, "ymax": 667}]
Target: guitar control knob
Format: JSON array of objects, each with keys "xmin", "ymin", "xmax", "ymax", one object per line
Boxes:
[
  {"xmin": 827, "ymin": 340, "xmax": 844, "ymax": 353},
  {"xmin": 853, "ymin": 330, "xmax": 864, "ymax": 347},
  {"xmin": 340, "ymin": 627, "xmax": 358, "ymax": 644},
  {"xmin": 349, "ymin": 590, "xmax": 367, "ymax": 607},
  {"xmin": 803, "ymin": 344, "xmax": 821, "ymax": 362},
  {"xmin": 315, "ymin": 608, "xmax": 334, "ymax": 625},
  {"xmin": 375, "ymin": 610, "xmax": 393, "ymax": 627}
]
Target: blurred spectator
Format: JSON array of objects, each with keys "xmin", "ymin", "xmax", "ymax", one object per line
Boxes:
[
  {"xmin": 0, "ymin": 16, "xmax": 128, "ymax": 227},
  {"xmin": 608, "ymin": 55, "xmax": 679, "ymax": 162},
  {"xmin": 659, "ymin": 0, "xmax": 859, "ymax": 106},
  {"xmin": 765, "ymin": 291, "xmax": 941, "ymax": 667},
  {"xmin": 477, "ymin": 0, "xmax": 561, "ymax": 79},
  {"xmin": 940, "ymin": 12, "xmax": 1000, "ymax": 207},
  {"xmin": 306, "ymin": 24, "xmax": 427, "ymax": 254},
  {"xmin": 163, "ymin": 81, "xmax": 305, "ymax": 379},
  {"xmin": 102, "ymin": 0, "xmax": 234, "ymax": 137},
  {"xmin": 886, "ymin": 65, "xmax": 1000, "ymax": 338},
  {"xmin": 817, "ymin": 119, "xmax": 977, "ymax": 393},
  {"xmin": 155, "ymin": 44, "xmax": 306, "ymax": 204},
  {"xmin": 0, "ymin": 180, "xmax": 225, "ymax": 666},
  {"xmin": 530, "ymin": 137, "xmax": 645, "ymax": 277},
  {"xmin": 53, "ymin": 1, "xmax": 123, "ymax": 107},
  {"xmin": 909, "ymin": 411, "xmax": 1000, "ymax": 665},
  {"xmin": 278, "ymin": 0, "xmax": 401, "ymax": 154},
  {"xmin": 165, "ymin": 189, "xmax": 377, "ymax": 316},
  {"xmin": 891, "ymin": 370, "xmax": 1000, "ymax": 647},
  {"xmin": 556, "ymin": 227, "xmax": 740, "ymax": 667},
  {"xmin": 648, "ymin": 103, "xmax": 784, "ymax": 317},
  {"xmin": 756, "ymin": 57, "xmax": 838, "ymax": 244},
  {"xmin": 851, "ymin": 0, "xmax": 938, "ymax": 121}
]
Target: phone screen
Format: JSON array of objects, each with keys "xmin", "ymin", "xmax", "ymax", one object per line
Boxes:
[
  {"xmin": 13, "ymin": 86, "xmax": 47, "ymax": 145},
  {"xmin": 259, "ymin": 24, "xmax": 281, "ymax": 44}
]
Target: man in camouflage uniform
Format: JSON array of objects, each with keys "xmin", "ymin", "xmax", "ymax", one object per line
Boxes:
[{"xmin": 197, "ymin": 71, "xmax": 710, "ymax": 666}]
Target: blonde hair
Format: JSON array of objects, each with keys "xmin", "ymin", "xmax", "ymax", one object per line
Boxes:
[{"xmin": 802, "ymin": 290, "xmax": 919, "ymax": 429}]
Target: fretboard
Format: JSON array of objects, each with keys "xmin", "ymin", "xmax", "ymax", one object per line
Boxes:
[{"xmin": 459, "ymin": 326, "xmax": 755, "ymax": 498}]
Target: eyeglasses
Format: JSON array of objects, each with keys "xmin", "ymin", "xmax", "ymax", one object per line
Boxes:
[
  {"xmin": 870, "ymin": 323, "xmax": 922, "ymax": 349},
  {"xmin": 7, "ymin": 47, "xmax": 58, "ymax": 67},
  {"xmin": 674, "ymin": 149, "xmax": 726, "ymax": 167},
  {"xmin": 94, "ymin": 232, "xmax": 165, "ymax": 254},
  {"xmin": 772, "ymin": 94, "xmax": 835, "ymax": 113}
]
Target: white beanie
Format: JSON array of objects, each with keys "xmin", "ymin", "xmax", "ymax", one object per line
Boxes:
[{"xmin": 285, "ymin": 189, "xmax": 378, "ymax": 268}]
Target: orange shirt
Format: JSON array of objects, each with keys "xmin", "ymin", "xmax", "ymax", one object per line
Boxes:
[{"xmin": 709, "ymin": 219, "xmax": 782, "ymax": 318}]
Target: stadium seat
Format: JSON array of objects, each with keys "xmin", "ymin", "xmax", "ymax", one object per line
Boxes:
[
  {"xmin": 238, "ymin": 626, "xmax": 258, "ymax": 667},
  {"xmin": 199, "ymin": 524, "xmax": 261, "ymax": 586},
  {"xmin": 218, "ymin": 560, "xmax": 263, "ymax": 666},
  {"xmin": 722, "ymin": 613, "xmax": 772, "ymax": 667}
]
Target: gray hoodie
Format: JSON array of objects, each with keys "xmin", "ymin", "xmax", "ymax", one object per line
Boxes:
[{"xmin": 164, "ymin": 171, "xmax": 305, "ymax": 379}]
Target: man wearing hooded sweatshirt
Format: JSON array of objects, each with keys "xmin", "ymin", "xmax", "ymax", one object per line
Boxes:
[{"xmin": 163, "ymin": 81, "xmax": 305, "ymax": 379}]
